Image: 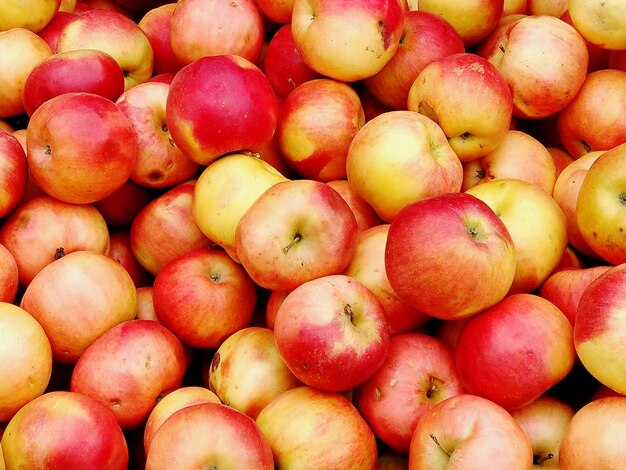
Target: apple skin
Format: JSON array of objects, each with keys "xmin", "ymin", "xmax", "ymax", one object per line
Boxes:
[
  {"xmin": 235, "ymin": 179, "xmax": 359, "ymax": 291},
  {"xmin": 207, "ymin": 326, "xmax": 302, "ymax": 419},
  {"xmin": 92, "ymin": 179, "xmax": 156, "ymax": 229},
  {"xmin": 0, "ymin": 129, "xmax": 27, "ymax": 218},
  {"xmin": 0, "ymin": 303, "xmax": 52, "ymax": 423},
  {"xmin": 1, "ymin": 391, "xmax": 128, "ymax": 470},
  {"xmin": 576, "ymin": 143, "xmax": 626, "ymax": 264},
  {"xmin": 135, "ymin": 286, "xmax": 156, "ymax": 321},
  {"xmin": 36, "ymin": 11, "xmax": 78, "ymax": 52},
  {"xmin": 408, "ymin": 394, "xmax": 533, "ymax": 470},
  {"xmin": 290, "ymin": 0, "xmax": 404, "ymax": 82},
  {"xmin": 145, "ymin": 403, "xmax": 274, "ymax": 470},
  {"xmin": 137, "ymin": 3, "xmax": 184, "ymax": 76},
  {"xmin": 346, "ymin": 110, "xmax": 463, "ymax": 222},
  {"xmin": 256, "ymin": 0, "xmax": 295, "ymax": 23},
  {"xmin": 0, "ymin": 244, "xmax": 18, "ymax": 303},
  {"xmin": 454, "ymin": 293, "xmax": 576, "ymax": 410},
  {"xmin": 70, "ymin": 319, "xmax": 188, "ymax": 430},
  {"xmin": 567, "ymin": 0, "xmax": 626, "ymax": 50},
  {"xmin": 0, "ymin": 0, "xmax": 60, "ymax": 32},
  {"xmin": 556, "ymin": 69, "xmax": 626, "ymax": 158},
  {"xmin": 364, "ymin": 10, "xmax": 465, "ymax": 111},
  {"xmin": 385, "ymin": 192, "xmax": 516, "ymax": 320},
  {"xmin": 22, "ymin": 49, "xmax": 125, "ymax": 116},
  {"xmin": 559, "ymin": 397, "xmax": 626, "ymax": 469},
  {"xmin": 166, "ymin": 54, "xmax": 279, "ymax": 166},
  {"xmin": 547, "ymin": 146, "xmax": 575, "ymax": 178},
  {"xmin": 354, "ymin": 333, "xmax": 464, "ymax": 454},
  {"xmin": 610, "ymin": 49, "xmax": 626, "ymax": 72},
  {"xmin": 277, "ymin": 78, "xmax": 365, "ymax": 181},
  {"xmin": 326, "ymin": 180, "xmax": 384, "ymax": 233},
  {"xmin": 26, "ymin": 92, "xmax": 139, "ymax": 204},
  {"xmin": 107, "ymin": 229, "xmax": 154, "ymax": 288},
  {"xmin": 256, "ymin": 386, "xmax": 378, "ymax": 469}
]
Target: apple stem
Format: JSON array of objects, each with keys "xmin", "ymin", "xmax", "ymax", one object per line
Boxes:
[
  {"xmin": 283, "ymin": 233, "xmax": 302, "ymax": 254},
  {"xmin": 534, "ymin": 452, "xmax": 555, "ymax": 466},
  {"xmin": 430, "ymin": 433, "xmax": 452, "ymax": 457},
  {"xmin": 344, "ymin": 303, "xmax": 355, "ymax": 324},
  {"xmin": 54, "ymin": 247, "xmax": 66, "ymax": 260},
  {"xmin": 426, "ymin": 376, "xmax": 438, "ymax": 399}
]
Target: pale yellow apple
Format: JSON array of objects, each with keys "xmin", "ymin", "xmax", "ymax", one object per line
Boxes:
[
  {"xmin": 568, "ymin": 0, "xmax": 626, "ymax": 50},
  {"xmin": 503, "ymin": 0, "xmax": 527, "ymax": 15},
  {"xmin": 0, "ymin": 0, "xmax": 60, "ymax": 32},
  {"xmin": 526, "ymin": 0, "xmax": 566, "ymax": 17}
]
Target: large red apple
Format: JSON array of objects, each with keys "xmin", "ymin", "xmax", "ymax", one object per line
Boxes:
[{"xmin": 0, "ymin": 129, "xmax": 27, "ymax": 218}]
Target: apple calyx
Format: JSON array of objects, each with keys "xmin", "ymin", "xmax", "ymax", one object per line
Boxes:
[
  {"xmin": 44, "ymin": 144, "xmax": 52, "ymax": 156},
  {"xmin": 430, "ymin": 433, "xmax": 452, "ymax": 457},
  {"xmin": 465, "ymin": 225, "xmax": 482, "ymax": 242},
  {"xmin": 283, "ymin": 232, "xmax": 303, "ymax": 254},
  {"xmin": 55, "ymin": 247, "xmax": 67, "ymax": 259},
  {"xmin": 534, "ymin": 452, "xmax": 555, "ymax": 466},
  {"xmin": 580, "ymin": 139, "xmax": 592, "ymax": 154}
]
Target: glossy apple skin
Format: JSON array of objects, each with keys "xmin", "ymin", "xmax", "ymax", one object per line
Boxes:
[
  {"xmin": 0, "ymin": 130, "xmax": 27, "ymax": 218},
  {"xmin": 1, "ymin": 391, "xmax": 128, "ymax": 470},
  {"xmin": 37, "ymin": 10, "xmax": 78, "ymax": 52},
  {"xmin": 0, "ymin": 244, "xmax": 18, "ymax": 303},
  {"xmin": 92, "ymin": 179, "xmax": 156, "ymax": 229},
  {"xmin": 22, "ymin": 49, "xmax": 125, "ymax": 116},
  {"xmin": 107, "ymin": 229, "xmax": 154, "ymax": 288},
  {"xmin": 0, "ymin": 0, "xmax": 61, "ymax": 32},
  {"xmin": 166, "ymin": 54, "xmax": 279, "ymax": 166},
  {"xmin": 326, "ymin": 180, "xmax": 383, "ymax": 233},
  {"xmin": 137, "ymin": 3, "xmax": 184, "ymax": 75},
  {"xmin": 454, "ymin": 294, "xmax": 576, "ymax": 410},
  {"xmin": 567, "ymin": 0, "xmax": 626, "ymax": 50}
]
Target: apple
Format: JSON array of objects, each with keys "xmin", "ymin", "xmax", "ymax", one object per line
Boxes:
[
  {"xmin": 152, "ymin": 248, "xmax": 257, "ymax": 349},
  {"xmin": 0, "ymin": 244, "xmax": 18, "ymax": 303},
  {"xmin": 59, "ymin": 0, "xmax": 77, "ymax": 11},
  {"xmin": 137, "ymin": 3, "xmax": 185, "ymax": 76},
  {"xmin": 130, "ymin": 180, "xmax": 212, "ymax": 275},
  {"xmin": 277, "ymin": 78, "xmax": 365, "ymax": 181},
  {"xmin": 256, "ymin": 386, "xmax": 378, "ymax": 469},
  {"xmin": 26, "ymin": 92, "xmax": 139, "ymax": 204},
  {"xmin": 113, "ymin": 0, "xmax": 172, "ymax": 11},
  {"xmin": 466, "ymin": 178, "xmax": 568, "ymax": 295},
  {"xmin": 135, "ymin": 286, "xmax": 156, "ymax": 321},
  {"xmin": 504, "ymin": 0, "xmax": 527, "ymax": 15},
  {"xmin": 290, "ymin": 0, "xmax": 404, "ymax": 82},
  {"xmin": 207, "ymin": 326, "xmax": 302, "ymax": 419},
  {"xmin": 256, "ymin": 0, "xmax": 295, "ymax": 23},
  {"xmin": 408, "ymin": 394, "xmax": 533, "ymax": 469},
  {"xmin": 0, "ymin": 0, "xmax": 60, "ymax": 32},
  {"xmin": 364, "ymin": 10, "xmax": 465, "ymax": 111},
  {"xmin": 235, "ymin": 179, "xmax": 359, "ymax": 291},
  {"xmin": 461, "ymin": 129, "xmax": 557, "ymax": 194},
  {"xmin": 37, "ymin": 11, "xmax": 78, "ymax": 52},
  {"xmin": 385, "ymin": 191, "xmax": 516, "ymax": 320},
  {"xmin": 559, "ymin": 9, "xmax": 611, "ymax": 73},
  {"xmin": 192, "ymin": 153, "xmax": 288, "ymax": 261},
  {"xmin": 476, "ymin": 14, "xmax": 588, "ymax": 119},
  {"xmin": 354, "ymin": 333, "xmax": 464, "ymax": 454},
  {"xmin": 326, "ymin": 180, "xmax": 384, "ymax": 232},
  {"xmin": 576, "ymin": 143, "xmax": 626, "ymax": 265},
  {"xmin": 610, "ymin": 49, "xmax": 626, "ymax": 71},
  {"xmin": 0, "ymin": 28, "xmax": 52, "ymax": 118},
  {"xmin": 0, "ymin": 303, "xmax": 52, "ymax": 422},
  {"xmin": 567, "ymin": 0, "xmax": 626, "ymax": 50},
  {"xmin": 343, "ymin": 224, "xmax": 430, "ymax": 335},
  {"xmin": 0, "ymin": 195, "xmax": 110, "ymax": 287},
  {"xmin": 346, "ymin": 110, "xmax": 463, "ymax": 222},
  {"xmin": 166, "ymin": 54, "xmax": 279, "ymax": 166},
  {"xmin": 20, "ymin": 251, "xmax": 137, "ymax": 363},
  {"xmin": 107, "ymin": 229, "xmax": 154, "ymax": 288},
  {"xmin": 70, "ymin": 319, "xmax": 188, "ymax": 429},
  {"xmin": 169, "ymin": 0, "xmax": 264, "ymax": 65},
  {"xmin": 526, "ymin": 0, "xmax": 566, "ymax": 16},
  {"xmin": 0, "ymin": 129, "xmax": 27, "ymax": 218},
  {"xmin": 56, "ymin": 8, "xmax": 154, "ymax": 90},
  {"xmin": 82, "ymin": 0, "xmax": 134, "ymax": 16},
  {"xmin": 92, "ymin": 179, "xmax": 156, "ymax": 229},
  {"xmin": 556, "ymin": 69, "xmax": 626, "ymax": 158},
  {"xmin": 264, "ymin": 289, "xmax": 289, "ymax": 330},
  {"xmin": 1, "ymin": 391, "xmax": 128, "ymax": 469},
  {"xmin": 145, "ymin": 402, "xmax": 274, "ymax": 470},
  {"xmin": 547, "ymin": 146, "xmax": 575, "ymax": 178}
]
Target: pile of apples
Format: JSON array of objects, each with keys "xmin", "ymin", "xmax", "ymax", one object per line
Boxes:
[{"xmin": 1, "ymin": 0, "xmax": 626, "ymax": 468}]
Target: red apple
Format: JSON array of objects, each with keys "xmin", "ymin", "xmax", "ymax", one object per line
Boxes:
[
  {"xmin": 0, "ymin": 129, "xmax": 27, "ymax": 218},
  {"xmin": 135, "ymin": 286, "xmax": 156, "ymax": 321},
  {"xmin": 107, "ymin": 229, "xmax": 154, "ymax": 288},
  {"xmin": 326, "ymin": 179, "xmax": 384, "ymax": 233},
  {"xmin": 92, "ymin": 179, "xmax": 156, "ymax": 229},
  {"xmin": 0, "ymin": 243, "xmax": 18, "ymax": 303},
  {"xmin": 137, "ymin": 3, "xmax": 185, "ymax": 75},
  {"xmin": 36, "ymin": 11, "xmax": 78, "ymax": 52}
]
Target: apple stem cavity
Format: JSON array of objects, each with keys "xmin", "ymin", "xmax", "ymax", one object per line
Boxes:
[
  {"xmin": 283, "ymin": 233, "xmax": 303, "ymax": 254},
  {"xmin": 426, "ymin": 376, "xmax": 439, "ymax": 399},
  {"xmin": 54, "ymin": 247, "xmax": 66, "ymax": 260},
  {"xmin": 534, "ymin": 452, "xmax": 555, "ymax": 466},
  {"xmin": 417, "ymin": 101, "xmax": 439, "ymax": 126},
  {"xmin": 344, "ymin": 303, "xmax": 355, "ymax": 324},
  {"xmin": 430, "ymin": 433, "xmax": 452, "ymax": 457}
]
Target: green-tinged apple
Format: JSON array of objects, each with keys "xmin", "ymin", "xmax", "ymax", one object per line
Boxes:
[
  {"xmin": 235, "ymin": 179, "xmax": 358, "ymax": 291},
  {"xmin": 408, "ymin": 394, "xmax": 533, "ymax": 469},
  {"xmin": 115, "ymin": 81, "xmax": 200, "ymax": 188},
  {"xmin": 414, "ymin": 0, "xmax": 504, "ymax": 46},
  {"xmin": 273, "ymin": 274, "xmax": 389, "ymax": 391},
  {"xmin": 567, "ymin": 0, "xmax": 626, "ymax": 50},
  {"xmin": 143, "ymin": 386, "xmax": 221, "ymax": 454},
  {"xmin": 326, "ymin": 180, "xmax": 383, "ymax": 233},
  {"xmin": 454, "ymin": 294, "xmax": 575, "ymax": 410},
  {"xmin": 509, "ymin": 395, "xmax": 575, "ymax": 469},
  {"xmin": 343, "ymin": 224, "xmax": 430, "ymax": 335},
  {"xmin": 476, "ymin": 15, "xmax": 588, "ymax": 119},
  {"xmin": 466, "ymin": 178, "xmax": 568, "ymax": 294},
  {"xmin": 26, "ymin": 92, "xmax": 138, "ymax": 204},
  {"xmin": 556, "ymin": 69, "xmax": 626, "ymax": 158},
  {"xmin": 130, "ymin": 180, "xmax": 212, "ymax": 275},
  {"xmin": 0, "ymin": 244, "xmax": 18, "ymax": 303},
  {"xmin": 20, "ymin": 251, "xmax": 137, "ymax": 363},
  {"xmin": 192, "ymin": 153, "xmax": 288, "ymax": 261},
  {"xmin": 0, "ymin": 195, "xmax": 110, "ymax": 287},
  {"xmin": 0, "ymin": 130, "xmax": 27, "ymax": 218},
  {"xmin": 385, "ymin": 192, "xmax": 516, "ymax": 320},
  {"xmin": 22, "ymin": 49, "xmax": 125, "ymax": 116},
  {"xmin": 256, "ymin": 386, "xmax": 378, "ymax": 469},
  {"xmin": 166, "ymin": 54, "xmax": 279, "ymax": 165},
  {"xmin": 0, "ymin": 0, "xmax": 60, "ymax": 32},
  {"xmin": 107, "ymin": 229, "xmax": 153, "ymax": 288},
  {"xmin": 576, "ymin": 143, "xmax": 626, "ymax": 264},
  {"xmin": 70, "ymin": 320, "xmax": 187, "ymax": 429},
  {"xmin": 152, "ymin": 248, "xmax": 257, "ymax": 349},
  {"xmin": 92, "ymin": 179, "xmax": 156, "ymax": 229},
  {"xmin": 290, "ymin": 0, "xmax": 404, "ymax": 82},
  {"xmin": 169, "ymin": 0, "xmax": 264, "ymax": 65},
  {"xmin": 207, "ymin": 326, "xmax": 302, "ymax": 419},
  {"xmin": 364, "ymin": 10, "xmax": 465, "ymax": 111},
  {"xmin": 407, "ymin": 52, "xmax": 512, "ymax": 162},
  {"xmin": 145, "ymin": 403, "xmax": 274, "ymax": 470},
  {"xmin": 137, "ymin": 3, "xmax": 184, "ymax": 75},
  {"xmin": 346, "ymin": 111, "xmax": 463, "ymax": 222},
  {"xmin": 1, "ymin": 391, "xmax": 128, "ymax": 469},
  {"xmin": 261, "ymin": 23, "xmax": 323, "ymax": 99},
  {"xmin": 277, "ymin": 78, "xmax": 365, "ymax": 181},
  {"xmin": 56, "ymin": 9, "xmax": 154, "ymax": 90},
  {"xmin": 461, "ymin": 130, "xmax": 556, "ymax": 194},
  {"xmin": 354, "ymin": 333, "xmax": 464, "ymax": 454},
  {"xmin": 559, "ymin": 397, "xmax": 626, "ymax": 469},
  {"xmin": 0, "ymin": 28, "xmax": 52, "ymax": 118},
  {"xmin": 0, "ymin": 303, "xmax": 52, "ymax": 422}
]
